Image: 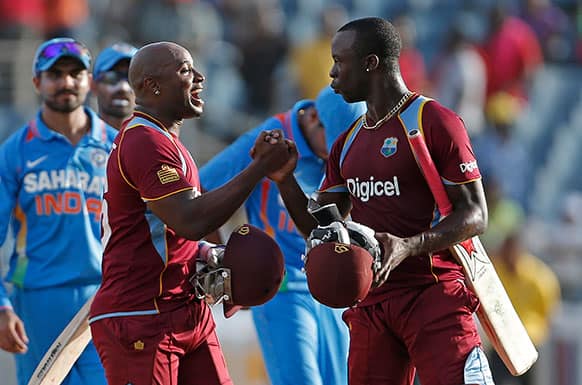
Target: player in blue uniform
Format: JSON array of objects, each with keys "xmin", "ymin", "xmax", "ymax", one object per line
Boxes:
[
  {"xmin": 0, "ymin": 38, "xmax": 116, "ymax": 385},
  {"xmin": 200, "ymin": 86, "xmax": 365, "ymax": 385},
  {"xmin": 91, "ymin": 42, "xmax": 138, "ymax": 130}
]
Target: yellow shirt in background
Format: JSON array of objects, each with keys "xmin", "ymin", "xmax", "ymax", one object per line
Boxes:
[
  {"xmin": 493, "ymin": 252, "xmax": 561, "ymax": 346},
  {"xmin": 290, "ymin": 37, "xmax": 334, "ymax": 99}
]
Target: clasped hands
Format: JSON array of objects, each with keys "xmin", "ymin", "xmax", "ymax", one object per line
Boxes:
[{"xmin": 250, "ymin": 129, "xmax": 298, "ymax": 181}]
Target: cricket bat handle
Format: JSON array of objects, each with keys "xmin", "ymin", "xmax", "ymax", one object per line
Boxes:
[{"xmin": 407, "ymin": 130, "xmax": 453, "ymax": 215}]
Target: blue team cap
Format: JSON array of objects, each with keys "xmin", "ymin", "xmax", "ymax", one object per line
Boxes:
[
  {"xmin": 93, "ymin": 43, "xmax": 138, "ymax": 78},
  {"xmin": 33, "ymin": 37, "xmax": 92, "ymax": 76}
]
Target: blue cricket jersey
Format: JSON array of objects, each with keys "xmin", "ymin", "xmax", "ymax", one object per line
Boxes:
[{"xmin": 0, "ymin": 107, "xmax": 117, "ymax": 309}]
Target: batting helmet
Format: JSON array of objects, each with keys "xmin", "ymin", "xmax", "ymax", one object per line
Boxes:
[
  {"xmin": 190, "ymin": 224, "xmax": 285, "ymax": 318},
  {"xmin": 305, "ymin": 242, "xmax": 374, "ymax": 308},
  {"xmin": 221, "ymin": 224, "xmax": 285, "ymax": 318}
]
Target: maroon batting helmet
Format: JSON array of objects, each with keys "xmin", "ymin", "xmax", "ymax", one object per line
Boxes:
[
  {"xmin": 305, "ymin": 242, "xmax": 374, "ymax": 308},
  {"xmin": 222, "ymin": 224, "xmax": 285, "ymax": 318}
]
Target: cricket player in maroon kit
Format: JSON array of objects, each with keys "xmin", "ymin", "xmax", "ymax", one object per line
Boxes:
[
  {"xmin": 272, "ymin": 18, "xmax": 495, "ymax": 385},
  {"xmin": 88, "ymin": 42, "xmax": 293, "ymax": 385}
]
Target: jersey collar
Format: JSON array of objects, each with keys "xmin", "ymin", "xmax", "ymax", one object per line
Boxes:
[{"xmin": 34, "ymin": 106, "xmax": 107, "ymax": 143}]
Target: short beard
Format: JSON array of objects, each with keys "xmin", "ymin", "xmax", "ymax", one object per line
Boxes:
[{"xmin": 45, "ymin": 98, "xmax": 83, "ymax": 113}]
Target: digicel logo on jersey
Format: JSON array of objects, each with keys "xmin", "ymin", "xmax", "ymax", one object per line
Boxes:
[{"xmin": 347, "ymin": 176, "xmax": 400, "ymax": 202}]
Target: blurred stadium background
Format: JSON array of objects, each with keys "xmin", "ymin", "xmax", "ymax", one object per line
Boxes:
[{"xmin": 0, "ymin": 0, "xmax": 581, "ymax": 384}]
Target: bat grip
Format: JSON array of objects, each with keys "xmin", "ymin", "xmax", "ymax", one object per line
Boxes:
[{"xmin": 407, "ymin": 130, "xmax": 453, "ymax": 216}]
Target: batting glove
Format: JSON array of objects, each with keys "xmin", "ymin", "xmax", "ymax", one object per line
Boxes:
[
  {"xmin": 345, "ymin": 221, "xmax": 382, "ymax": 273},
  {"xmin": 304, "ymin": 221, "xmax": 351, "ymax": 257},
  {"xmin": 197, "ymin": 241, "xmax": 225, "ymax": 268}
]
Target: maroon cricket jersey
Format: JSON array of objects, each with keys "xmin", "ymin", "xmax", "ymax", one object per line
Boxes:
[
  {"xmin": 319, "ymin": 95, "xmax": 481, "ymax": 305},
  {"xmin": 90, "ymin": 112, "xmax": 200, "ymax": 321}
]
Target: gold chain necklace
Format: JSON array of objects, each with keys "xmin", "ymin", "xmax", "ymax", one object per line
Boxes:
[{"xmin": 362, "ymin": 91, "xmax": 414, "ymax": 130}]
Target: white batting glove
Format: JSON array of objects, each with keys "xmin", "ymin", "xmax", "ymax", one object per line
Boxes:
[
  {"xmin": 197, "ymin": 241, "xmax": 225, "ymax": 269},
  {"xmin": 305, "ymin": 221, "xmax": 351, "ymax": 256},
  {"xmin": 345, "ymin": 221, "xmax": 382, "ymax": 273}
]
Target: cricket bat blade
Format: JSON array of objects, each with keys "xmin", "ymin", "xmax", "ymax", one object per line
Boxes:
[
  {"xmin": 27, "ymin": 295, "xmax": 94, "ymax": 385},
  {"xmin": 452, "ymin": 237, "xmax": 538, "ymax": 375}
]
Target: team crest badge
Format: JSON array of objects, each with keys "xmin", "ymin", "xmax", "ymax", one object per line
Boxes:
[
  {"xmin": 90, "ymin": 149, "xmax": 108, "ymax": 168},
  {"xmin": 380, "ymin": 137, "xmax": 398, "ymax": 158},
  {"xmin": 133, "ymin": 340, "xmax": 144, "ymax": 350},
  {"xmin": 157, "ymin": 164, "xmax": 180, "ymax": 184}
]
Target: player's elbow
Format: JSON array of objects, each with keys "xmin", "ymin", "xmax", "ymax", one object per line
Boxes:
[
  {"xmin": 473, "ymin": 204, "xmax": 488, "ymax": 236},
  {"xmin": 458, "ymin": 201, "xmax": 488, "ymax": 237}
]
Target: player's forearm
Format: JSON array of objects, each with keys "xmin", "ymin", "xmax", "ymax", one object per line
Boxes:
[
  {"xmin": 185, "ymin": 160, "xmax": 268, "ymax": 239},
  {"xmin": 276, "ymin": 175, "xmax": 318, "ymax": 237},
  {"xmin": 408, "ymin": 204, "xmax": 487, "ymax": 256},
  {"xmin": 409, "ymin": 179, "xmax": 488, "ymax": 255}
]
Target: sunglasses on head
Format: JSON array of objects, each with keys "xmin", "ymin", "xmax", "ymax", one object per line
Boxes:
[
  {"xmin": 36, "ymin": 41, "xmax": 91, "ymax": 71},
  {"xmin": 96, "ymin": 71, "xmax": 129, "ymax": 85}
]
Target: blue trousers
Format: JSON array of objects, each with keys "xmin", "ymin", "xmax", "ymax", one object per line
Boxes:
[
  {"xmin": 11, "ymin": 284, "xmax": 105, "ymax": 385},
  {"xmin": 252, "ymin": 291, "xmax": 349, "ymax": 385}
]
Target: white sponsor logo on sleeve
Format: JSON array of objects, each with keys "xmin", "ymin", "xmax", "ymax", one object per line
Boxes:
[{"xmin": 460, "ymin": 160, "xmax": 478, "ymax": 173}]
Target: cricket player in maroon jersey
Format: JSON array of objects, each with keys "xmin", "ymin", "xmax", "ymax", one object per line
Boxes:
[
  {"xmin": 88, "ymin": 42, "xmax": 293, "ymax": 385},
  {"xmin": 270, "ymin": 18, "xmax": 496, "ymax": 385}
]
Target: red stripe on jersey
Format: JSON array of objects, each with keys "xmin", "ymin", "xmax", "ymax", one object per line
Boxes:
[
  {"xmin": 274, "ymin": 112, "xmax": 293, "ymax": 140},
  {"xmin": 26, "ymin": 120, "xmax": 38, "ymax": 142},
  {"xmin": 259, "ymin": 179, "xmax": 275, "ymax": 237}
]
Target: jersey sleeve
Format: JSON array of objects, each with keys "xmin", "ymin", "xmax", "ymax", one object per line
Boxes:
[
  {"xmin": 199, "ymin": 123, "xmax": 269, "ymax": 191},
  {"xmin": 0, "ymin": 133, "xmax": 22, "ymax": 309},
  {"xmin": 423, "ymin": 101, "xmax": 481, "ymax": 185},
  {"xmin": 317, "ymin": 130, "xmax": 350, "ymax": 193},
  {"xmin": 118, "ymin": 126, "xmax": 195, "ymax": 200}
]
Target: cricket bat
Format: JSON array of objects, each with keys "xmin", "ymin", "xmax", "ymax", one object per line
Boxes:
[
  {"xmin": 406, "ymin": 129, "xmax": 538, "ymax": 376},
  {"xmin": 27, "ymin": 294, "xmax": 94, "ymax": 385}
]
